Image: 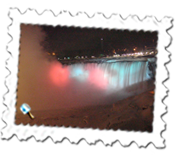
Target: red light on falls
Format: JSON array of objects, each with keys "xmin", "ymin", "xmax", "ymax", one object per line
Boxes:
[{"xmin": 49, "ymin": 63, "xmax": 69, "ymax": 87}]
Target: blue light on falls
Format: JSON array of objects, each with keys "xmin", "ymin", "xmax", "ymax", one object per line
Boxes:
[{"xmin": 68, "ymin": 61, "xmax": 150, "ymax": 90}]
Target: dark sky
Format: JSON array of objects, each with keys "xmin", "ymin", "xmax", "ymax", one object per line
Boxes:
[{"xmin": 41, "ymin": 25, "xmax": 158, "ymax": 57}]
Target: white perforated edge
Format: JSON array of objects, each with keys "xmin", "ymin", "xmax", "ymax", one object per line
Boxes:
[{"xmin": 2, "ymin": 4, "xmax": 170, "ymax": 147}]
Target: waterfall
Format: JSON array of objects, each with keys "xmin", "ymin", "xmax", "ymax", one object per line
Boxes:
[{"xmin": 68, "ymin": 61, "xmax": 150, "ymax": 90}]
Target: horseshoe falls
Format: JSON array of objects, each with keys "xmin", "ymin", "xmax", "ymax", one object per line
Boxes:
[
  {"xmin": 46, "ymin": 60, "xmax": 154, "ymax": 109},
  {"xmin": 68, "ymin": 61, "xmax": 150, "ymax": 91}
]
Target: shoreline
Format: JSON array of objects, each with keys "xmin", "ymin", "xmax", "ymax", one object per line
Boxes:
[{"xmin": 58, "ymin": 56, "xmax": 156, "ymax": 65}]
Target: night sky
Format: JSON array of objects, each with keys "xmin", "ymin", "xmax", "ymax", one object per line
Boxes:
[{"xmin": 41, "ymin": 25, "xmax": 158, "ymax": 58}]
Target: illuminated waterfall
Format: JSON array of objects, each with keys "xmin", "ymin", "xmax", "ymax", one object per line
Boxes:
[
  {"xmin": 98, "ymin": 61, "xmax": 150, "ymax": 89},
  {"xmin": 68, "ymin": 61, "xmax": 150, "ymax": 90}
]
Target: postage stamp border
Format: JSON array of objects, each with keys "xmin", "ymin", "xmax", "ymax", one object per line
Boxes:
[{"xmin": 2, "ymin": 3, "xmax": 171, "ymax": 147}]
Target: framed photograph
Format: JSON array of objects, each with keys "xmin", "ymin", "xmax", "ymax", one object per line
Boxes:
[{"xmin": 1, "ymin": 8, "xmax": 173, "ymax": 147}]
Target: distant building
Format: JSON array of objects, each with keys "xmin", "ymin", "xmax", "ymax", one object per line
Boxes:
[
  {"xmin": 145, "ymin": 47, "xmax": 157, "ymax": 55},
  {"xmin": 75, "ymin": 56, "xmax": 80, "ymax": 59},
  {"xmin": 146, "ymin": 47, "xmax": 156, "ymax": 51}
]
